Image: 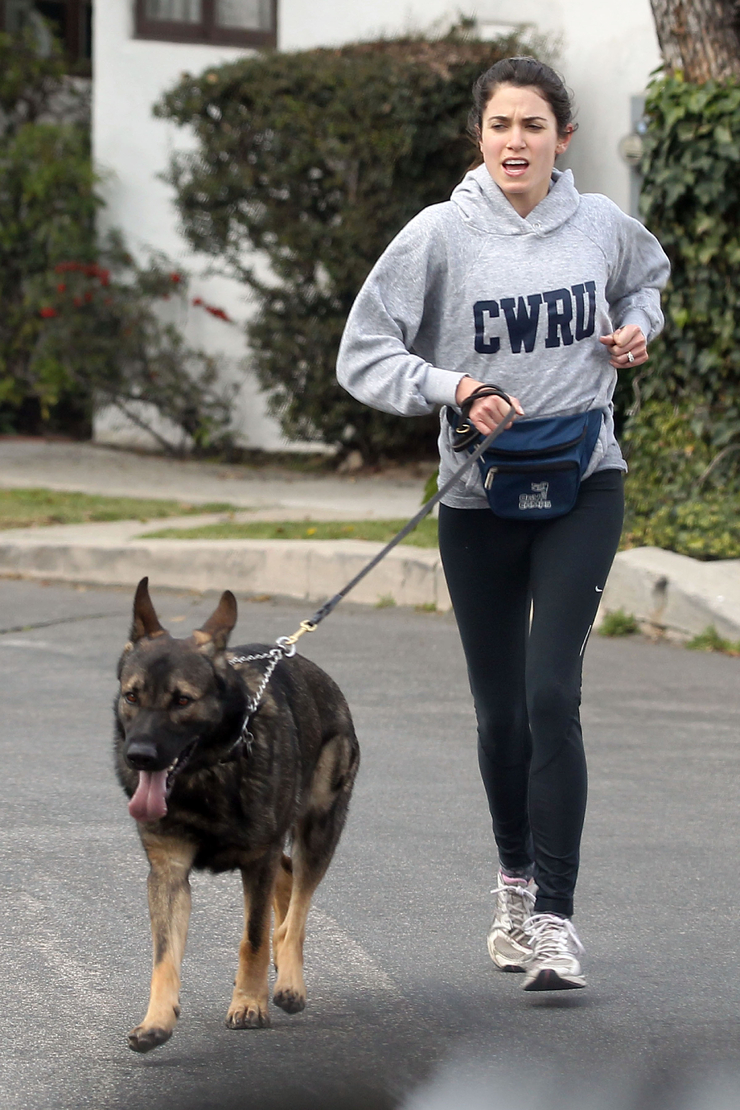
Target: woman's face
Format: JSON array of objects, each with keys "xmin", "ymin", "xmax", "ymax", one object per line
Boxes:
[{"xmin": 478, "ymin": 83, "xmax": 572, "ymax": 217}]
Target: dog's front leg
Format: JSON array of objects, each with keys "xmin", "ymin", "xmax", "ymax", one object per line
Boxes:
[
  {"xmin": 128, "ymin": 835, "xmax": 196, "ymax": 1054},
  {"xmin": 226, "ymin": 853, "xmax": 279, "ymax": 1030}
]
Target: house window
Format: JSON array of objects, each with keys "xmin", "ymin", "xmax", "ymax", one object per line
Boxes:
[
  {"xmin": 135, "ymin": 0, "xmax": 276, "ymax": 46},
  {"xmin": 0, "ymin": 0, "xmax": 92, "ymax": 72}
]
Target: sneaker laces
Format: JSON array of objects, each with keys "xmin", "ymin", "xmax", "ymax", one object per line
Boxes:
[
  {"xmin": 524, "ymin": 913, "xmax": 584, "ymax": 959},
  {"xmin": 490, "ymin": 879, "xmax": 536, "ymax": 937}
]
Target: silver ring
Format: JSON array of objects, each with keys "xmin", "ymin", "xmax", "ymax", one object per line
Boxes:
[{"xmin": 626, "ymin": 351, "xmax": 635, "ymax": 364}]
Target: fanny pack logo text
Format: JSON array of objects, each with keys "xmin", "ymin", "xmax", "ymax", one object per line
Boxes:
[
  {"xmin": 474, "ymin": 282, "xmax": 596, "ymax": 355},
  {"xmin": 519, "ymin": 481, "xmax": 552, "ymax": 511}
]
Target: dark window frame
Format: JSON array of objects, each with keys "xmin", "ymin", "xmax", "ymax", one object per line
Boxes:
[
  {"xmin": 134, "ymin": 0, "xmax": 277, "ymax": 47},
  {"xmin": 0, "ymin": 0, "xmax": 92, "ymax": 72}
]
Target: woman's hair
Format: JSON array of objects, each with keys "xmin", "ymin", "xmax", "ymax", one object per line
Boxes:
[{"xmin": 467, "ymin": 56, "xmax": 578, "ymax": 145}]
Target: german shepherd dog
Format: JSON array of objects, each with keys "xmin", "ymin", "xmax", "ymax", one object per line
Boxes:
[{"xmin": 114, "ymin": 579, "xmax": 359, "ymax": 1053}]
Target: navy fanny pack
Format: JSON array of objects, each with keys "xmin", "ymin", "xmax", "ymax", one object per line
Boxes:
[{"xmin": 448, "ymin": 392, "xmax": 604, "ymax": 521}]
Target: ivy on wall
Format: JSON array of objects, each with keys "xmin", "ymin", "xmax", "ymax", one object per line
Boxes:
[
  {"xmin": 620, "ymin": 74, "xmax": 740, "ymax": 558},
  {"xmin": 638, "ymin": 75, "xmax": 740, "ymax": 464}
]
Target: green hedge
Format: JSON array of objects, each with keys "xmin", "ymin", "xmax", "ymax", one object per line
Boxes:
[
  {"xmin": 156, "ymin": 30, "xmax": 526, "ymax": 462},
  {"xmin": 623, "ymin": 400, "xmax": 740, "ymax": 559}
]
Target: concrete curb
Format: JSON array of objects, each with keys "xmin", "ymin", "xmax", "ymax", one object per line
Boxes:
[
  {"xmin": 598, "ymin": 546, "xmax": 740, "ymax": 641},
  {"xmin": 0, "ymin": 534, "xmax": 452, "ymax": 611},
  {"xmin": 0, "ymin": 528, "xmax": 738, "ymax": 640}
]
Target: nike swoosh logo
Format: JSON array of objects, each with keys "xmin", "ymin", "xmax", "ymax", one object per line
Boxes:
[{"xmin": 595, "ymin": 586, "xmax": 603, "ymax": 593}]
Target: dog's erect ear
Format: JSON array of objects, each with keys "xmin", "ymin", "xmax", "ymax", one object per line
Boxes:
[
  {"xmin": 192, "ymin": 590, "xmax": 237, "ymax": 654},
  {"xmin": 130, "ymin": 577, "xmax": 167, "ymax": 643}
]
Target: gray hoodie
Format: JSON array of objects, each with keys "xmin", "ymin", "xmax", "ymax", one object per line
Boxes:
[{"xmin": 336, "ymin": 164, "xmax": 670, "ymax": 508}]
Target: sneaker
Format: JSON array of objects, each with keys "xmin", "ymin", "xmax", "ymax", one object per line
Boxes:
[
  {"xmin": 522, "ymin": 912, "xmax": 586, "ymax": 991},
  {"xmin": 486, "ymin": 872, "xmax": 536, "ymax": 972}
]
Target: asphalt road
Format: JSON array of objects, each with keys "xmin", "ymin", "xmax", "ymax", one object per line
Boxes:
[{"xmin": 1, "ymin": 579, "xmax": 740, "ymax": 1110}]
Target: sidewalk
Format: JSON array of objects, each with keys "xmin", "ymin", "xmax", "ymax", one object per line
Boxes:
[{"xmin": 1, "ymin": 438, "xmax": 739, "ymax": 640}]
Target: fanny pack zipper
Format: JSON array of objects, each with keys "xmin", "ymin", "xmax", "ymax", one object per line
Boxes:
[{"xmin": 484, "ymin": 459, "xmax": 576, "ymax": 489}]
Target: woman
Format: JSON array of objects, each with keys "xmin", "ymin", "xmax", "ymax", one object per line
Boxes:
[{"xmin": 336, "ymin": 57, "xmax": 669, "ymax": 991}]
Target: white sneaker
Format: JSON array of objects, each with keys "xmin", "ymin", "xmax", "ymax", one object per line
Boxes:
[
  {"xmin": 522, "ymin": 913, "xmax": 586, "ymax": 991},
  {"xmin": 486, "ymin": 872, "xmax": 536, "ymax": 972}
]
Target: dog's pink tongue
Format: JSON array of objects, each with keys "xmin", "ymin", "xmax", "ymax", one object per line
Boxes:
[{"xmin": 129, "ymin": 770, "xmax": 168, "ymax": 822}]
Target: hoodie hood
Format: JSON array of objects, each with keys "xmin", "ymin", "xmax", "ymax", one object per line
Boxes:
[{"xmin": 451, "ymin": 164, "xmax": 581, "ymax": 236}]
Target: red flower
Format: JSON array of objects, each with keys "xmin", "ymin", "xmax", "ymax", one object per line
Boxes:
[
  {"xmin": 99, "ymin": 269, "xmax": 110, "ymax": 286},
  {"xmin": 73, "ymin": 296, "xmax": 82, "ymax": 307},
  {"xmin": 56, "ymin": 283, "xmax": 66, "ymax": 293},
  {"xmin": 169, "ymin": 272, "xmax": 181, "ymax": 283},
  {"xmin": 39, "ymin": 306, "xmax": 57, "ymax": 318},
  {"xmin": 84, "ymin": 291, "xmax": 93, "ymax": 303},
  {"xmin": 192, "ymin": 296, "xmax": 232, "ymax": 322}
]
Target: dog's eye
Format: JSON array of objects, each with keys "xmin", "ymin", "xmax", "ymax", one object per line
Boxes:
[
  {"xmin": 124, "ymin": 691, "xmax": 137, "ymax": 704},
  {"xmin": 174, "ymin": 694, "xmax": 192, "ymax": 707}
]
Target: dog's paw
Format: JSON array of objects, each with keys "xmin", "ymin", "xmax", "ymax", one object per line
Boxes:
[
  {"xmin": 273, "ymin": 986, "xmax": 306, "ymax": 1015},
  {"xmin": 225, "ymin": 999, "xmax": 271, "ymax": 1029},
  {"xmin": 127, "ymin": 1024, "xmax": 173, "ymax": 1053}
]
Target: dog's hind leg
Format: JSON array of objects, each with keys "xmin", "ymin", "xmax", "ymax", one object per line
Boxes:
[
  {"xmin": 273, "ymin": 735, "xmax": 358, "ymax": 1015},
  {"xmin": 272, "ymin": 854, "xmax": 293, "ymax": 970},
  {"xmin": 226, "ymin": 851, "xmax": 280, "ymax": 1030},
  {"xmin": 128, "ymin": 835, "xmax": 196, "ymax": 1054}
]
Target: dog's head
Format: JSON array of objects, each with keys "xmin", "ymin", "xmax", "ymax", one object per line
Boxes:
[{"xmin": 117, "ymin": 578, "xmax": 244, "ymax": 822}]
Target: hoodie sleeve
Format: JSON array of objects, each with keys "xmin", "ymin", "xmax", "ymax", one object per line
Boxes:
[
  {"xmin": 604, "ymin": 208, "xmax": 670, "ymax": 342},
  {"xmin": 336, "ymin": 209, "xmax": 466, "ymax": 416}
]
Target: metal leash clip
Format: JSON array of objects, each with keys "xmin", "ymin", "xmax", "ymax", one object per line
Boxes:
[{"xmin": 276, "ymin": 619, "xmax": 317, "ymax": 656}]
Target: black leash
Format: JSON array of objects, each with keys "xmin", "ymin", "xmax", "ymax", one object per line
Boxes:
[
  {"xmin": 279, "ymin": 392, "xmax": 517, "ymax": 649},
  {"xmin": 228, "ymin": 392, "xmax": 516, "ymax": 741}
]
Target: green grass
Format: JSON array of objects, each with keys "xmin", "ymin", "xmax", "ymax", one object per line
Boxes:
[
  {"xmin": 599, "ymin": 609, "xmax": 640, "ymax": 637},
  {"xmin": 686, "ymin": 625, "xmax": 740, "ymax": 656},
  {"xmin": 375, "ymin": 593, "xmax": 397, "ymax": 608},
  {"xmin": 0, "ymin": 488, "xmax": 234, "ymax": 529},
  {"xmin": 140, "ymin": 517, "xmax": 440, "ymax": 547}
]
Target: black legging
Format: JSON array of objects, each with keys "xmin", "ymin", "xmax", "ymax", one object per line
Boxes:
[{"xmin": 438, "ymin": 469, "xmax": 624, "ymax": 917}]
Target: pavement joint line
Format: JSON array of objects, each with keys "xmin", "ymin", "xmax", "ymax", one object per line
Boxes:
[{"xmin": 0, "ymin": 612, "xmax": 118, "ymax": 636}]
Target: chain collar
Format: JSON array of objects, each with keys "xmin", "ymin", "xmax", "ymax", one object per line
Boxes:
[{"xmin": 222, "ymin": 637, "xmax": 297, "ymax": 763}]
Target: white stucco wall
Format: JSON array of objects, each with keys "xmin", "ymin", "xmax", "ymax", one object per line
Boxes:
[
  {"xmin": 92, "ymin": 0, "xmax": 290, "ymax": 451},
  {"xmin": 92, "ymin": 0, "xmax": 660, "ymax": 452}
]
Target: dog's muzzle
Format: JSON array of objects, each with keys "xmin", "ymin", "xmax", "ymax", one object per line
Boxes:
[{"xmin": 127, "ymin": 739, "xmax": 198, "ymax": 823}]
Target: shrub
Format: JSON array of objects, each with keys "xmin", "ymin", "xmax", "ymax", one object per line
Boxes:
[
  {"xmin": 0, "ymin": 29, "xmax": 233, "ymax": 452},
  {"xmin": 622, "ymin": 400, "xmax": 740, "ymax": 559},
  {"xmin": 33, "ymin": 233, "xmax": 235, "ymax": 454},
  {"xmin": 0, "ymin": 31, "xmax": 97, "ymax": 433},
  {"xmin": 155, "ymin": 29, "xmax": 528, "ymax": 462}
]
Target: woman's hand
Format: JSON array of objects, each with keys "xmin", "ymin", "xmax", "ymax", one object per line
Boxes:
[
  {"xmin": 455, "ymin": 377, "xmax": 525, "ymax": 433},
  {"xmin": 599, "ymin": 325, "xmax": 648, "ymax": 369}
]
